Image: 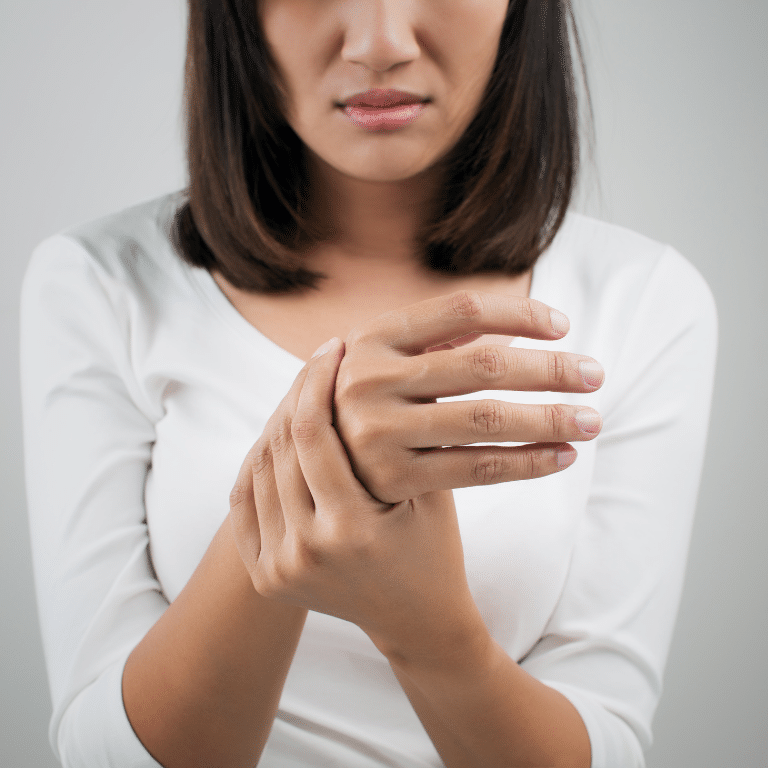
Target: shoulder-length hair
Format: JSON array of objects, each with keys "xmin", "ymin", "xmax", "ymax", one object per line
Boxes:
[{"xmin": 171, "ymin": 0, "xmax": 593, "ymax": 294}]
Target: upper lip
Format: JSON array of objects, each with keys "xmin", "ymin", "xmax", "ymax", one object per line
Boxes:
[{"xmin": 340, "ymin": 89, "xmax": 429, "ymax": 108}]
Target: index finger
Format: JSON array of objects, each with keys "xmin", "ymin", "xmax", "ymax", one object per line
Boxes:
[{"xmin": 354, "ymin": 290, "xmax": 569, "ymax": 354}]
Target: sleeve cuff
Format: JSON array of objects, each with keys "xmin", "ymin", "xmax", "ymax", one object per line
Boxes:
[
  {"xmin": 539, "ymin": 680, "xmax": 646, "ymax": 768},
  {"xmin": 56, "ymin": 655, "xmax": 166, "ymax": 768}
]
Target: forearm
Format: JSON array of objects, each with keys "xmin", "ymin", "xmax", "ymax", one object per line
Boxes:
[
  {"xmin": 123, "ymin": 514, "xmax": 307, "ymax": 768},
  {"xmin": 385, "ymin": 627, "xmax": 591, "ymax": 768}
]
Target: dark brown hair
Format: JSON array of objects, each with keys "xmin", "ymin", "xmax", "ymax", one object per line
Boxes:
[{"xmin": 171, "ymin": 0, "xmax": 593, "ymax": 294}]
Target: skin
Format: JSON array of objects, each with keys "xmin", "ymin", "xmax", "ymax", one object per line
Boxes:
[
  {"xmin": 213, "ymin": 0, "xmax": 530, "ymax": 360},
  {"xmin": 230, "ymin": 296, "xmax": 601, "ymax": 768},
  {"xmin": 124, "ymin": 1, "xmax": 598, "ymax": 766},
  {"xmin": 256, "ymin": 0, "xmax": 510, "ymax": 264},
  {"xmin": 233, "ymin": 297, "xmax": 605, "ymax": 645}
]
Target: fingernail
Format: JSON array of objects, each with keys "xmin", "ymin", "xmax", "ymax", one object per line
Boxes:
[
  {"xmin": 578, "ymin": 360, "xmax": 604, "ymax": 388},
  {"xmin": 311, "ymin": 338, "xmax": 336, "ymax": 358},
  {"xmin": 556, "ymin": 446, "xmax": 577, "ymax": 469},
  {"xmin": 575, "ymin": 407, "xmax": 602, "ymax": 434},
  {"xmin": 550, "ymin": 309, "xmax": 570, "ymax": 335}
]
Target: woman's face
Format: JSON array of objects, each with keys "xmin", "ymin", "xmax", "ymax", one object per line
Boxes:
[{"xmin": 257, "ymin": 0, "xmax": 509, "ymax": 184}]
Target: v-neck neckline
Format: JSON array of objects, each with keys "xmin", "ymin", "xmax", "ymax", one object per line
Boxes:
[{"xmin": 186, "ymin": 241, "xmax": 555, "ymax": 369}]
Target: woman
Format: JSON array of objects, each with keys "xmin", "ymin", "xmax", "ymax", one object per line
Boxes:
[{"xmin": 20, "ymin": 0, "xmax": 717, "ymax": 766}]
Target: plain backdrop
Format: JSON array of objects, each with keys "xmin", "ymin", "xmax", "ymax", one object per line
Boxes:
[{"xmin": 2, "ymin": 1, "xmax": 766, "ymax": 766}]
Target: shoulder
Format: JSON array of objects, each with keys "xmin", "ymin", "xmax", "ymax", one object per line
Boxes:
[
  {"xmin": 24, "ymin": 190, "xmax": 191, "ymax": 307},
  {"xmin": 545, "ymin": 210, "xmax": 717, "ymax": 337},
  {"xmin": 531, "ymin": 212, "xmax": 718, "ymax": 403},
  {"xmin": 554, "ymin": 211, "xmax": 712, "ymax": 300}
]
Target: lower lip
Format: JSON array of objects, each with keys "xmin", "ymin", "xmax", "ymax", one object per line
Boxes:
[{"xmin": 340, "ymin": 102, "xmax": 428, "ymax": 131}]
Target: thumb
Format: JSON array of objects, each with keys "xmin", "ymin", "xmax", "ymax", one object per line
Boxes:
[{"xmin": 291, "ymin": 338, "xmax": 379, "ymax": 509}]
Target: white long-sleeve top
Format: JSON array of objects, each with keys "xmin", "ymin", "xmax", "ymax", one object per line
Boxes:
[{"xmin": 20, "ymin": 190, "xmax": 718, "ymax": 768}]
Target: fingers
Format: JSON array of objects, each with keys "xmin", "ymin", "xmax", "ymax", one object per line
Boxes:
[
  {"xmin": 269, "ymin": 339, "xmax": 358, "ymax": 538},
  {"xmin": 270, "ymin": 415, "xmax": 316, "ymax": 537},
  {"xmin": 266, "ymin": 346, "xmax": 317, "ymax": 518},
  {"xmin": 233, "ymin": 361, "xmax": 313, "ymax": 568},
  {"xmin": 352, "ymin": 290, "xmax": 567, "ymax": 354},
  {"xmin": 408, "ymin": 442, "xmax": 578, "ymax": 494},
  {"xmin": 291, "ymin": 338, "xmax": 379, "ymax": 509},
  {"xmin": 399, "ymin": 345, "xmax": 604, "ymax": 399},
  {"xmin": 401, "ymin": 400, "xmax": 602, "ymax": 449}
]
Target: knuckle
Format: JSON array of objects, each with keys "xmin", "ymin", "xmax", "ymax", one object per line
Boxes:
[
  {"xmin": 252, "ymin": 570, "xmax": 271, "ymax": 597},
  {"xmin": 268, "ymin": 556, "xmax": 291, "ymax": 589},
  {"xmin": 525, "ymin": 450, "xmax": 541, "ymax": 480},
  {"xmin": 344, "ymin": 325, "xmax": 365, "ymax": 349},
  {"xmin": 547, "ymin": 352, "xmax": 567, "ymax": 388},
  {"xmin": 520, "ymin": 298, "xmax": 537, "ymax": 327},
  {"xmin": 293, "ymin": 535, "xmax": 326, "ymax": 570},
  {"xmin": 334, "ymin": 366, "xmax": 356, "ymax": 402},
  {"xmin": 544, "ymin": 403, "xmax": 569, "ymax": 440},
  {"xmin": 249, "ymin": 441, "xmax": 273, "ymax": 478},
  {"xmin": 525, "ymin": 448, "xmax": 550, "ymax": 480},
  {"xmin": 270, "ymin": 416, "xmax": 294, "ymax": 455},
  {"xmin": 470, "ymin": 345, "xmax": 507, "ymax": 383},
  {"xmin": 273, "ymin": 540, "xmax": 321, "ymax": 592},
  {"xmin": 448, "ymin": 289, "xmax": 484, "ymax": 321},
  {"xmin": 341, "ymin": 412, "xmax": 382, "ymax": 454},
  {"xmin": 335, "ymin": 364, "xmax": 379, "ymax": 402},
  {"xmin": 344, "ymin": 321, "xmax": 377, "ymax": 352},
  {"xmin": 325, "ymin": 517, "xmax": 376, "ymax": 559},
  {"xmin": 254, "ymin": 558, "xmax": 282, "ymax": 598},
  {"xmin": 471, "ymin": 452, "xmax": 507, "ymax": 485},
  {"xmin": 471, "ymin": 399, "xmax": 507, "ymax": 437},
  {"xmin": 290, "ymin": 417, "xmax": 324, "ymax": 443}
]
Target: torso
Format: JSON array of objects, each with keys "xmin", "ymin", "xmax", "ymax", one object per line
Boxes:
[{"xmin": 211, "ymin": 260, "xmax": 533, "ymax": 364}]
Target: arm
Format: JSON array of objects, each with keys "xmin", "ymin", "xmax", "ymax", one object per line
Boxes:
[
  {"xmin": 519, "ymin": 247, "xmax": 719, "ymax": 765},
  {"xmin": 386, "ymin": 634, "xmax": 591, "ymax": 768},
  {"xmin": 223, "ymin": 294, "xmax": 604, "ymax": 768},
  {"xmin": 123, "ymin": 514, "xmax": 307, "ymax": 768},
  {"xmin": 20, "ymin": 236, "xmax": 307, "ymax": 768},
  {"xmin": 360, "ymin": 247, "xmax": 718, "ymax": 768}
]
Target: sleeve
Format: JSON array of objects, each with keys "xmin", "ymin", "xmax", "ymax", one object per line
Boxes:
[
  {"xmin": 519, "ymin": 246, "xmax": 719, "ymax": 767},
  {"xmin": 20, "ymin": 235, "xmax": 168, "ymax": 767}
]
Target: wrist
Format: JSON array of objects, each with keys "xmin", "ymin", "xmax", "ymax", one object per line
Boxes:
[{"xmin": 369, "ymin": 601, "xmax": 494, "ymax": 675}]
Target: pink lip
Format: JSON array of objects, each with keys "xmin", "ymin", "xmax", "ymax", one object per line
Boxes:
[
  {"xmin": 340, "ymin": 102, "xmax": 428, "ymax": 131},
  {"xmin": 341, "ymin": 88, "xmax": 429, "ymax": 108}
]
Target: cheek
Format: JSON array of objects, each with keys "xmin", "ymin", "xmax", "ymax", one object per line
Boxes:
[
  {"xmin": 440, "ymin": 8, "xmax": 508, "ymax": 113},
  {"xmin": 259, "ymin": 3, "xmax": 316, "ymax": 80}
]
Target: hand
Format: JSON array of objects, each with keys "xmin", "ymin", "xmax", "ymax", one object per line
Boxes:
[
  {"xmin": 229, "ymin": 338, "xmax": 484, "ymax": 663},
  {"xmin": 333, "ymin": 289, "xmax": 604, "ymax": 505}
]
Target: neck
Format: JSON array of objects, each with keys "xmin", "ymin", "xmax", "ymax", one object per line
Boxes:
[{"xmin": 303, "ymin": 148, "xmax": 446, "ymax": 267}]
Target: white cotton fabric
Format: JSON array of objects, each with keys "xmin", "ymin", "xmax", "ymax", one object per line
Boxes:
[{"xmin": 20, "ymin": 190, "xmax": 718, "ymax": 768}]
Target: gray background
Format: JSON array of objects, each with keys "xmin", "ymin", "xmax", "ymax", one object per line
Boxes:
[{"xmin": 2, "ymin": 1, "xmax": 766, "ymax": 765}]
